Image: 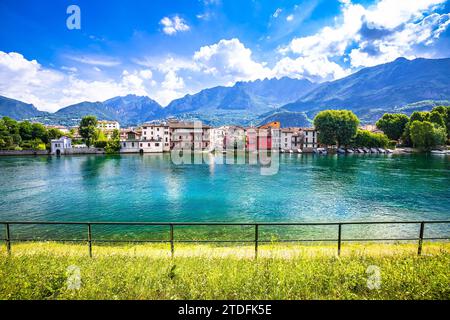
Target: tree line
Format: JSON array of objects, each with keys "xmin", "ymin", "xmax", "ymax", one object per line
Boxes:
[
  {"xmin": 313, "ymin": 106, "xmax": 450, "ymax": 151},
  {"xmin": 0, "ymin": 117, "xmax": 67, "ymax": 151},
  {"xmin": 79, "ymin": 115, "xmax": 121, "ymax": 154}
]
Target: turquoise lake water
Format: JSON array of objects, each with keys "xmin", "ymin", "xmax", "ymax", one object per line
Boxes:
[{"xmin": 0, "ymin": 154, "xmax": 449, "ymax": 241}]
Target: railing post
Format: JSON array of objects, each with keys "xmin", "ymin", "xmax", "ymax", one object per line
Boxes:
[
  {"xmin": 337, "ymin": 223, "xmax": 342, "ymax": 256},
  {"xmin": 87, "ymin": 223, "xmax": 92, "ymax": 258},
  {"xmin": 170, "ymin": 224, "xmax": 174, "ymax": 259},
  {"xmin": 255, "ymin": 224, "xmax": 259, "ymax": 260},
  {"xmin": 418, "ymin": 222, "xmax": 425, "ymax": 256},
  {"xmin": 5, "ymin": 223, "xmax": 11, "ymax": 256}
]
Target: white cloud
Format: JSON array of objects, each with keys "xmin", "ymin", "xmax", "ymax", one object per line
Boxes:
[
  {"xmin": 273, "ymin": 56, "xmax": 350, "ymax": 82},
  {"xmin": 66, "ymin": 55, "xmax": 121, "ymax": 67},
  {"xmin": 281, "ymin": 0, "xmax": 450, "ymax": 69},
  {"xmin": 193, "ymin": 38, "xmax": 272, "ymax": 82},
  {"xmin": 160, "ymin": 16, "xmax": 190, "ymax": 35},
  {"xmin": 0, "ymin": 51, "xmax": 156, "ymax": 112},
  {"xmin": 286, "ymin": 14, "xmax": 294, "ymax": 22}
]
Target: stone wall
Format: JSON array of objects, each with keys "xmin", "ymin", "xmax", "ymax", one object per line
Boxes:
[{"xmin": 0, "ymin": 150, "xmax": 49, "ymax": 156}]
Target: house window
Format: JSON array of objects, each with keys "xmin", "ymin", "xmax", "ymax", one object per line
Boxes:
[
  {"xmin": 148, "ymin": 143, "xmax": 151, "ymax": 147},
  {"xmin": 155, "ymin": 143, "xmax": 160, "ymax": 147},
  {"xmin": 131, "ymin": 142, "xmax": 135, "ymax": 147}
]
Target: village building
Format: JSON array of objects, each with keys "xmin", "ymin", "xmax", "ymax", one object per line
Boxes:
[
  {"xmin": 303, "ymin": 128, "xmax": 319, "ymax": 150},
  {"xmin": 211, "ymin": 126, "xmax": 246, "ymax": 152},
  {"xmin": 281, "ymin": 128, "xmax": 304, "ymax": 151},
  {"xmin": 120, "ymin": 130, "xmax": 163, "ymax": 154},
  {"xmin": 51, "ymin": 136, "xmax": 72, "ymax": 156},
  {"xmin": 169, "ymin": 121, "xmax": 211, "ymax": 151},
  {"xmin": 97, "ymin": 120, "xmax": 120, "ymax": 139},
  {"xmin": 141, "ymin": 123, "xmax": 171, "ymax": 152}
]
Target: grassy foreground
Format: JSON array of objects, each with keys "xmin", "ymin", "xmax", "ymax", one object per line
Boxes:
[{"xmin": 0, "ymin": 242, "xmax": 449, "ymax": 300}]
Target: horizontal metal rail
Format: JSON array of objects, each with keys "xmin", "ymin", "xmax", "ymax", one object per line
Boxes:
[{"xmin": 1, "ymin": 220, "xmax": 449, "ymax": 258}]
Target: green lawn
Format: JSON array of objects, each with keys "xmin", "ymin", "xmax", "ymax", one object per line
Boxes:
[{"xmin": 0, "ymin": 242, "xmax": 449, "ymax": 300}]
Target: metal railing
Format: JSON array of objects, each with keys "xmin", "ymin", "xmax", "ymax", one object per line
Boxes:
[{"xmin": 1, "ymin": 220, "xmax": 449, "ymax": 258}]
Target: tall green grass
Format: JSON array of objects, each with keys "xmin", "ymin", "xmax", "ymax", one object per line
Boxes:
[{"xmin": 0, "ymin": 242, "xmax": 449, "ymax": 300}]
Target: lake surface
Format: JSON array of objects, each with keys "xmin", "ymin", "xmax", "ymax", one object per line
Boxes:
[{"xmin": 0, "ymin": 154, "xmax": 449, "ymax": 241}]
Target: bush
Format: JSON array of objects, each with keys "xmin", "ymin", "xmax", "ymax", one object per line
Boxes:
[
  {"xmin": 94, "ymin": 140, "xmax": 107, "ymax": 148},
  {"xmin": 351, "ymin": 130, "xmax": 389, "ymax": 148},
  {"xmin": 410, "ymin": 121, "xmax": 446, "ymax": 151}
]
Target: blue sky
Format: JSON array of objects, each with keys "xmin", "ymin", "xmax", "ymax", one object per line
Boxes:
[{"xmin": 0, "ymin": 0, "xmax": 449, "ymax": 111}]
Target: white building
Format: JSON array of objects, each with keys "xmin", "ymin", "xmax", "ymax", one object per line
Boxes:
[
  {"xmin": 141, "ymin": 123, "xmax": 171, "ymax": 152},
  {"xmin": 51, "ymin": 136, "xmax": 72, "ymax": 155},
  {"xmin": 211, "ymin": 126, "xmax": 246, "ymax": 152},
  {"xmin": 303, "ymin": 128, "xmax": 319, "ymax": 149},
  {"xmin": 281, "ymin": 128, "xmax": 304, "ymax": 151},
  {"xmin": 120, "ymin": 130, "xmax": 163, "ymax": 154},
  {"xmin": 97, "ymin": 121, "xmax": 120, "ymax": 139},
  {"xmin": 211, "ymin": 127, "xmax": 226, "ymax": 152}
]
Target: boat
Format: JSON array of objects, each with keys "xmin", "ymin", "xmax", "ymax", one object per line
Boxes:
[
  {"xmin": 289, "ymin": 150, "xmax": 294, "ymax": 154},
  {"xmin": 346, "ymin": 149, "xmax": 354, "ymax": 154},
  {"xmin": 337, "ymin": 148, "xmax": 346, "ymax": 154},
  {"xmin": 431, "ymin": 150, "xmax": 447, "ymax": 155},
  {"xmin": 378, "ymin": 148, "xmax": 386, "ymax": 153},
  {"xmin": 370, "ymin": 148, "xmax": 379, "ymax": 153},
  {"xmin": 363, "ymin": 148, "xmax": 370, "ymax": 153},
  {"xmin": 297, "ymin": 149, "xmax": 303, "ymax": 154},
  {"xmin": 386, "ymin": 149, "xmax": 394, "ymax": 154},
  {"xmin": 358, "ymin": 148, "xmax": 365, "ymax": 154}
]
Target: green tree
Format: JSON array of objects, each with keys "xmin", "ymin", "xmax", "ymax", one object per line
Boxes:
[
  {"xmin": 104, "ymin": 129, "xmax": 121, "ymax": 154},
  {"xmin": 79, "ymin": 116, "xmax": 98, "ymax": 147},
  {"xmin": 410, "ymin": 111, "xmax": 430, "ymax": 123},
  {"xmin": 313, "ymin": 110, "xmax": 360, "ymax": 147},
  {"xmin": 31, "ymin": 123, "xmax": 49, "ymax": 143},
  {"xmin": 19, "ymin": 121, "xmax": 33, "ymax": 141},
  {"xmin": 376, "ymin": 113, "xmax": 409, "ymax": 141},
  {"xmin": 409, "ymin": 121, "xmax": 446, "ymax": 151},
  {"xmin": 351, "ymin": 130, "xmax": 389, "ymax": 148},
  {"xmin": 429, "ymin": 111, "xmax": 445, "ymax": 128},
  {"xmin": 48, "ymin": 128, "xmax": 64, "ymax": 140},
  {"xmin": 431, "ymin": 106, "xmax": 450, "ymax": 138},
  {"xmin": 2, "ymin": 117, "xmax": 19, "ymax": 135}
]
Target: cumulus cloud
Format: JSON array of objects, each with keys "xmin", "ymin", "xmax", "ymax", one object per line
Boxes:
[
  {"xmin": 281, "ymin": 0, "xmax": 450, "ymax": 69},
  {"xmin": 160, "ymin": 16, "xmax": 190, "ymax": 35},
  {"xmin": 0, "ymin": 51, "xmax": 155, "ymax": 112},
  {"xmin": 193, "ymin": 38, "xmax": 272, "ymax": 83},
  {"xmin": 273, "ymin": 56, "xmax": 350, "ymax": 82}
]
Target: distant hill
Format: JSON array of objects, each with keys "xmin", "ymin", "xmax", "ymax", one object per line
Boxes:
[
  {"xmin": 2, "ymin": 58, "xmax": 450, "ymax": 126},
  {"xmin": 281, "ymin": 57, "xmax": 450, "ymax": 122},
  {"xmin": 54, "ymin": 95, "xmax": 163, "ymax": 126},
  {"xmin": 161, "ymin": 77, "xmax": 316, "ymax": 124},
  {"xmin": 0, "ymin": 96, "xmax": 45, "ymax": 119},
  {"xmin": 258, "ymin": 111, "xmax": 311, "ymax": 128}
]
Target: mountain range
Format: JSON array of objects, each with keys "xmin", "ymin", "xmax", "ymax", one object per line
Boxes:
[{"xmin": 1, "ymin": 57, "xmax": 449, "ymax": 127}]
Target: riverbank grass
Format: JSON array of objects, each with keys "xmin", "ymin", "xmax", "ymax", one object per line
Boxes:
[{"xmin": 0, "ymin": 242, "xmax": 449, "ymax": 300}]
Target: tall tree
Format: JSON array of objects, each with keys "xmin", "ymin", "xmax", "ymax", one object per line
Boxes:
[
  {"xmin": 376, "ymin": 113, "xmax": 409, "ymax": 141},
  {"xmin": 79, "ymin": 116, "xmax": 98, "ymax": 147},
  {"xmin": 431, "ymin": 106, "xmax": 450, "ymax": 138},
  {"xmin": 409, "ymin": 121, "xmax": 446, "ymax": 151},
  {"xmin": 313, "ymin": 110, "xmax": 360, "ymax": 147}
]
